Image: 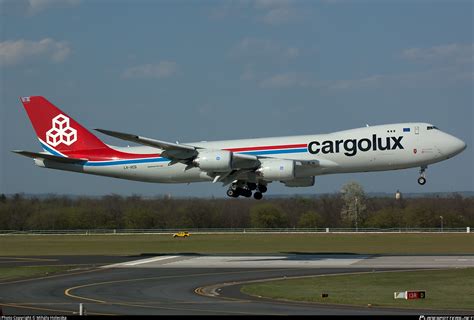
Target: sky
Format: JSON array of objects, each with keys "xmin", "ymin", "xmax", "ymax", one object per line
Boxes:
[{"xmin": 0, "ymin": 0, "xmax": 473, "ymax": 197}]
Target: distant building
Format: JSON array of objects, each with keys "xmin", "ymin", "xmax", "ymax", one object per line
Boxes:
[{"xmin": 395, "ymin": 189, "xmax": 402, "ymax": 200}]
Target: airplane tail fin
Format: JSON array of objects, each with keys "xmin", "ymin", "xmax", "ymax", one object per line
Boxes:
[{"xmin": 20, "ymin": 96, "xmax": 107, "ymax": 155}]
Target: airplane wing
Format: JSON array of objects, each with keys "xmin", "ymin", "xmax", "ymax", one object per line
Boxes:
[
  {"xmin": 96, "ymin": 128, "xmax": 260, "ymax": 168},
  {"xmin": 94, "ymin": 129, "xmax": 341, "ymax": 182},
  {"xmin": 95, "ymin": 128, "xmax": 198, "ymax": 161},
  {"xmin": 12, "ymin": 150, "xmax": 87, "ymax": 164}
]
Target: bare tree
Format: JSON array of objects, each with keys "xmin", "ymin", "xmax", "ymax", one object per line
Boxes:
[{"xmin": 340, "ymin": 181, "xmax": 367, "ymax": 229}]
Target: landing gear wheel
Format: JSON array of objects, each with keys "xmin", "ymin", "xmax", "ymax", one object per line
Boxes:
[
  {"xmin": 253, "ymin": 192, "xmax": 263, "ymax": 200},
  {"xmin": 417, "ymin": 177, "xmax": 426, "ymax": 185},
  {"xmin": 240, "ymin": 188, "xmax": 252, "ymax": 198},
  {"xmin": 226, "ymin": 189, "xmax": 239, "ymax": 198},
  {"xmin": 418, "ymin": 165, "xmax": 427, "ymax": 185},
  {"xmin": 247, "ymin": 183, "xmax": 257, "ymax": 191},
  {"xmin": 257, "ymin": 184, "xmax": 267, "ymax": 193}
]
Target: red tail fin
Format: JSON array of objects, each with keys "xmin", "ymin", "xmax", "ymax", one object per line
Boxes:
[{"xmin": 20, "ymin": 96, "xmax": 107, "ymax": 153}]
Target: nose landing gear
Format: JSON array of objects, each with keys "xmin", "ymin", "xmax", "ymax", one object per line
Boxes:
[{"xmin": 418, "ymin": 166, "xmax": 427, "ymax": 185}]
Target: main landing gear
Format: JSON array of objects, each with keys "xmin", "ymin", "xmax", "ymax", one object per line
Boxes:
[
  {"xmin": 226, "ymin": 183, "xmax": 267, "ymax": 200},
  {"xmin": 417, "ymin": 166, "xmax": 427, "ymax": 185}
]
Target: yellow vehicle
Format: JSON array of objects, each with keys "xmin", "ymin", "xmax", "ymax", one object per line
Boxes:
[{"xmin": 173, "ymin": 231, "xmax": 190, "ymax": 238}]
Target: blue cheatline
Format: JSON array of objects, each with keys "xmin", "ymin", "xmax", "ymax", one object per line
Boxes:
[
  {"xmin": 85, "ymin": 148, "xmax": 308, "ymax": 166},
  {"xmin": 36, "ymin": 142, "xmax": 309, "ymax": 167},
  {"xmin": 39, "ymin": 141, "xmax": 63, "ymax": 157},
  {"xmin": 85, "ymin": 157, "xmax": 169, "ymax": 167}
]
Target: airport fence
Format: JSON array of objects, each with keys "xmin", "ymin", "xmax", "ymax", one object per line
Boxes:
[{"xmin": 0, "ymin": 227, "xmax": 471, "ymax": 235}]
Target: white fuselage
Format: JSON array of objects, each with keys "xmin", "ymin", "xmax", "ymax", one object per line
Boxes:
[{"xmin": 36, "ymin": 122, "xmax": 466, "ymax": 185}]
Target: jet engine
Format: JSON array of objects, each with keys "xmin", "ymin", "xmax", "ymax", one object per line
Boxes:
[
  {"xmin": 193, "ymin": 150, "xmax": 233, "ymax": 172},
  {"xmin": 255, "ymin": 159, "xmax": 295, "ymax": 181}
]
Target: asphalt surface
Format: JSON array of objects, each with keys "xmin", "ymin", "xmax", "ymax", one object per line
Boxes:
[{"xmin": 0, "ymin": 255, "xmax": 473, "ymax": 315}]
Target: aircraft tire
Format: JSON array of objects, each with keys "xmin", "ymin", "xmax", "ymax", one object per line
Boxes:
[
  {"xmin": 241, "ymin": 189, "xmax": 252, "ymax": 198},
  {"xmin": 227, "ymin": 189, "xmax": 239, "ymax": 197},
  {"xmin": 417, "ymin": 177, "xmax": 426, "ymax": 185},
  {"xmin": 247, "ymin": 183, "xmax": 257, "ymax": 190}
]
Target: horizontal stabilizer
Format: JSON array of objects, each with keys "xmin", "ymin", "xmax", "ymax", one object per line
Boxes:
[{"xmin": 12, "ymin": 150, "xmax": 87, "ymax": 164}]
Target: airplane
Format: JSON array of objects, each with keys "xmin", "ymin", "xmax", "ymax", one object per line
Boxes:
[{"xmin": 13, "ymin": 96, "xmax": 466, "ymax": 200}]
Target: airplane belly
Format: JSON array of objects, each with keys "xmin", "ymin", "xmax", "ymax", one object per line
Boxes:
[{"xmin": 82, "ymin": 161, "xmax": 210, "ymax": 183}]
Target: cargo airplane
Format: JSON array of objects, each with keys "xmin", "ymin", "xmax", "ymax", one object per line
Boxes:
[{"xmin": 14, "ymin": 96, "xmax": 466, "ymax": 199}]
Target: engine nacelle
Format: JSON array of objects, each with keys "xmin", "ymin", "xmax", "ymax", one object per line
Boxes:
[
  {"xmin": 283, "ymin": 176, "xmax": 315, "ymax": 187},
  {"xmin": 255, "ymin": 159, "xmax": 295, "ymax": 181},
  {"xmin": 193, "ymin": 150, "xmax": 232, "ymax": 172}
]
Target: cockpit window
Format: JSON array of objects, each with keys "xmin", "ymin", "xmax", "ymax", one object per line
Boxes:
[{"xmin": 427, "ymin": 126, "xmax": 439, "ymax": 130}]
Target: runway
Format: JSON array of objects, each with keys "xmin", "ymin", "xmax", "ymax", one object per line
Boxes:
[{"xmin": 1, "ymin": 254, "xmax": 473, "ymax": 315}]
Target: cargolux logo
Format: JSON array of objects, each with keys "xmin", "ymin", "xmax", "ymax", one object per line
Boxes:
[
  {"xmin": 308, "ymin": 134, "xmax": 404, "ymax": 157},
  {"xmin": 46, "ymin": 114, "xmax": 77, "ymax": 147}
]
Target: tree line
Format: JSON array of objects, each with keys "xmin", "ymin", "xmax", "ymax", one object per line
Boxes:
[{"xmin": 0, "ymin": 188, "xmax": 472, "ymax": 230}]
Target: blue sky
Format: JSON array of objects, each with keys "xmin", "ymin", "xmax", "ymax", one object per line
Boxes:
[{"xmin": 1, "ymin": 0, "xmax": 473, "ymax": 197}]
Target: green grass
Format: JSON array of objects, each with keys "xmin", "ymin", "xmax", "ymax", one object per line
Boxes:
[
  {"xmin": 0, "ymin": 233, "xmax": 473, "ymax": 255},
  {"xmin": 241, "ymin": 268, "xmax": 474, "ymax": 310},
  {"xmin": 0, "ymin": 266, "xmax": 77, "ymax": 281}
]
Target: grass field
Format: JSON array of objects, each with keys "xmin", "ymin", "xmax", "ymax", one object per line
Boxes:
[
  {"xmin": 0, "ymin": 233, "xmax": 473, "ymax": 256},
  {"xmin": 0, "ymin": 266, "xmax": 77, "ymax": 282},
  {"xmin": 241, "ymin": 268, "xmax": 474, "ymax": 310}
]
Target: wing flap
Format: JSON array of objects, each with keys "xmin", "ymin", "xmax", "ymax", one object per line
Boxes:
[{"xmin": 296, "ymin": 159, "xmax": 339, "ymax": 168}]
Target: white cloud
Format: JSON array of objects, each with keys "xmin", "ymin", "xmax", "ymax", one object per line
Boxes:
[
  {"xmin": 0, "ymin": 0, "xmax": 80, "ymax": 16},
  {"xmin": 261, "ymin": 6, "xmax": 300, "ymax": 25},
  {"xmin": 259, "ymin": 72, "xmax": 314, "ymax": 88},
  {"xmin": 209, "ymin": 0, "xmax": 251, "ymax": 19},
  {"xmin": 314, "ymin": 44, "xmax": 474, "ymax": 91},
  {"xmin": 210, "ymin": 0, "xmax": 304, "ymax": 25},
  {"xmin": 327, "ymin": 66, "xmax": 473, "ymax": 91},
  {"xmin": 0, "ymin": 38, "xmax": 71, "ymax": 66},
  {"xmin": 257, "ymin": 65, "xmax": 472, "ymax": 91},
  {"xmin": 240, "ymin": 64, "xmax": 256, "ymax": 80},
  {"xmin": 254, "ymin": 0, "xmax": 290, "ymax": 7},
  {"xmin": 230, "ymin": 37, "xmax": 299, "ymax": 60},
  {"xmin": 260, "ymin": 73, "xmax": 297, "ymax": 88},
  {"xmin": 244, "ymin": 44, "xmax": 472, "ymax": 91},
  {"xmin": 327, "ymin": 75, "xmax": 384, "ymax": 90},
  {"xmin": 401, "ymin": 43, "xmax": 473, "ymax": 64},
  {"xmin": 121, "ymin": 61, "xmax": 179, "ymax": 79},
  {"xmin": 28, "ymin": 0, "xmax": 80, "ymax": 14},
  {"xmin": 255, "ymin": 0, "xmax": 303, "ymax": 25}
]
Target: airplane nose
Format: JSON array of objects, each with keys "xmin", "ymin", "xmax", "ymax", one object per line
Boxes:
[
  {"xmin": 457, "ymin": 138, "xmax": 467, "ymax": 152},
  {"xmin": 441, "ymin": 134, "xmax": 466, "ymax": 157}
]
